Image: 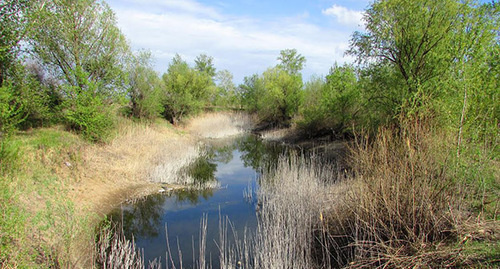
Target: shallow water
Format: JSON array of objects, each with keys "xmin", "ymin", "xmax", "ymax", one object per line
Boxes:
[{"xmin": 107, "ymin": 135, "xmax": 286, "ymax": 267}]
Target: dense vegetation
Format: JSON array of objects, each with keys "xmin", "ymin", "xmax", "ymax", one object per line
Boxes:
[{"xmin": 0, "ymin": 0, "xmax": 498, "ymax": 267}]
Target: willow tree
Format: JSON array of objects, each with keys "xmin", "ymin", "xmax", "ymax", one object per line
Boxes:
[
  {"xmin": 348, "ymin": 0, "xmax": 464, "ymax": 119},
  {"xmin": 29, "ymin": 0, "xmax": 130, "ymax": 141},
  {"xmin": 29, "ymin": 0, "xmax": 129, "ymax": 97},
  {"xmin": 0, "ymin": 0, "xmax": 31, "ymax": 87}
]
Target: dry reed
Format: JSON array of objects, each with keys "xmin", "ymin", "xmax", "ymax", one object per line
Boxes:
[
  {"xmin": 186, "ymin": 112, "xmax": 254, "ymax": 139},
  {"xmin": 324, "ymin": 126, "xmax": 465, "ymax": 268}
]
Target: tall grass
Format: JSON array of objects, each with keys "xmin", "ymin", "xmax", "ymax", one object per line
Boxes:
[
  {"xmin": 213, "ymin": 154, "xmax": 336, "ymax": 268},
  {"xmin": 324, "ymin": 126, "xmax": 469, "ymax": 268},
  {"xmin": 96, "ymin": 225, "xmax": 162, "ymax": 269},
  {"xmin": 186, "ymin": 112, "xmax": 254, "ymax": 139}
]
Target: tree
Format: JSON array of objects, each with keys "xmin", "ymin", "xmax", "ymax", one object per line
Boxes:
[
  {"xmin": 214, "ymin": 69, "xmax": 237, "ymax": 107},
  {"xmin": 162, "ymin": 54, "xmax": 213, "ymax": 124},
  {"xmin": 258, "ymin": 67, "xmax": 303, "ymax": 126},
  {"xmin": 238, "ymin": 74, "xmax": 264, "ymax": 112},
  {"xmin": 0, "ymin": 0, "xmax": 32, "ymax": 87},
  {"xmin": 194, "ymin": 54, "xmax": 216, "ymax": 78},
  {"xmin": 348, "ymin": 0, "xmax": 463, "ymax": 118},
  {"xmin": 128, "ymin": 51, "xmax": 164, "ymax": 120},
  {"xmin": 321, "ymin": 64, "xmax": 360, "ymax": 134},
  {"xmin": 29, "ymin": 0, "xmax": 130, "ymax": 97},
  {"xmin": 277, "ymin": 49, "xmax": 306, "ymax": 76}
]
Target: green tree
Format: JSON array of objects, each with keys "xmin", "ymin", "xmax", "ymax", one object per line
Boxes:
[
  {"xmin": 238, "ymin": 74, "xmax": 264, "ymax": 112},
  {"xmin": 0, "ymin": 0, "xmax": 31, "ymax": 87},
  {"xmin": 162, "ymin": 54, "xmax": 213, "ymax": 124},
  {"xmin": 194, "ymin": 53, "xmax": 216, "ymax": 78},
  {"xmin": 127, "ymin": 51, "xmax": 164, "ymax": 120},
  {"xmin": 300, "ymin": 65, "xmax": 361, "ymax": 137},
  {"xmin": 322, "ymin": 64, "xmax": 360, "ymax": 134},
  {"xmin": 214, "ymin": 69, "xmax": 237, "ymax": 108},
  {"xmin": 348, "ymin": 0, "xmax": 463, "ymax": 119},
  {"xmin": 258, "ymin": 67, "xmax": 303, "ymax": 126},
  {"xmin": 29, "ymin": 0, "xmax": 130, "ymax": 97},
  {"xmin": 277, "ymin": 49, "xmax": 306, "ymax": 76}
]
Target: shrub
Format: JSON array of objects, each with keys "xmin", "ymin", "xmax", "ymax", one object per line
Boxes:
[
  {"xmin": 325, "ymin": 125, "xmax": 463, "ymax": 267},
  {"xmin": 63, "ymin": 89, "xmax": 114, "ymax": 143}
]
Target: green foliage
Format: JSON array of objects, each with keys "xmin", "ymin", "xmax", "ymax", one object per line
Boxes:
[
  {"xmin": 238, "ymin": 74, "xmax": 264, "ymax": 112},
  {"xmin": 239, "ymin": 50, "xmax": 305, "ymax": 126},
  {"xmin": 277, "ymin": 49, "xmax": 306, "ymax": 76},
  {"xmin": 0, "ymin": 0, "xmax": 31, "ymax": 87},
  {"xmin": 213, "ymin": 69, "xmax": 238, "ymax": 108},
  {"xmin": 299, "ymin": 76, "xmax": 326, "ymax": 135},
  {"xmin": 349, "ymin": 0, "xmax": 463, "ymax": 122},
  {"xmin": 194, "ymin": 54, "xmax": 217, "ymax": 78},
  {"xmin": 0, "ymin": 84, "xmax": 25, "ymax": 136},
  {"xmin": 30, "ymin": 0, "xmax": 130, "ymax": 98},
  {"xmin": 300, "ymin": 65, "xmax": 360, "ymax": 137},
  {"xmin": 63, "ymin": 84, "xmax": 114, "ymax": 143},
  {"xmin": 257, "ymin": 67, "xmax": 303, "ymax": 126},
  {"xmin": 161, "ymin": 54, "xmax": 215, "ymax": 124},
  {"xmin": 128, "ymin": 51, "xmax": 164, "ymax": 120}
]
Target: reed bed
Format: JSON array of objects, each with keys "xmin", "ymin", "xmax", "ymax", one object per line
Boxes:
[
  {"xmin": 323, "ymin": 127, "xmax": 469, "ymax": 268},
  {"xmin": 214, "ymin": 154, "xmax": 336, "ymax": 268},
  {"xmin": 187, "ymin": 112, "xmax": 254, "ymax": 139},
  {"xmin": 96, "ymin": 225, "xmax": 161, "ymax": 269}
]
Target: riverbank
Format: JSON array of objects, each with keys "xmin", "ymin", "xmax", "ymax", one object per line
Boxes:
[
  {"xmin": 0, "ymin": 112, "xmax": 253, "ymax": 268},
  {"xmin": 74, "ymin": 112, "xmax": 253, "ymax": 266}
]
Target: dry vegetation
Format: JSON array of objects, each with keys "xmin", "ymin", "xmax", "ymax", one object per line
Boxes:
[
  {"xmin": 185, "ymin": 112, "xmax": 254, "ymax": 139},
  {"xmin": 321, "ymin": 126, "xmax": 499, "ymax": 268}
]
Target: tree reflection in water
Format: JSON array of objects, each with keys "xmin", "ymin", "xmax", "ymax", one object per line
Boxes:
[
  {"xmin": 236, "ymin": 135, "xmax": 287, "ymax": 173},
  {"xmin": 107, "ymin": 194, "xmax": 167, "ymax": 239}
]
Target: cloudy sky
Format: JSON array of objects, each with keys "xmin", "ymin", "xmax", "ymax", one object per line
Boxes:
[{"xmin": 106, "ymin": 0, "xmax": 371, "ymax": 83}]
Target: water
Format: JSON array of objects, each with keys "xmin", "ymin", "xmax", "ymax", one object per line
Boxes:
[{"xmin": 106, "ymin": 135, "xmax": 286, "ymax": 268}]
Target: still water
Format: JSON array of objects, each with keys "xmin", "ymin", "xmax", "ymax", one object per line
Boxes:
[{"xmin": 107, "ymin": 135, "xmax": 286, "ymax": 267}]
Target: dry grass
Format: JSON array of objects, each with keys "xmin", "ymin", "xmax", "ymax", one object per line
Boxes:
[
  {"xmin": 322, "ymin": 126, "xmax": 473, "ymax": 268},
  {"xmin": 185, "ymin": 112, "xmax": 254, "ymax": 139},
  {"xmin": 216, "ymin": 154, "xmax": 336, "ymax": 269},
  {"xmin": 70, "ymin": 119, "xmax": 188, "ymax": 215},
  {"xmin": 96, "ymin": 225, "xmax": 163, "ymax": 269}
]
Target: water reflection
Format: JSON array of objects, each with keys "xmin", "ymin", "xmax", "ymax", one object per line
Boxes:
[
  {"xmin": 183, "ymin": 156, "xmax": 217, "ymax": 186},
  {"xmin": 108, "ymin": 194, "xmax": 167, "ymax": 239},
  {"xmin": 174, "ymin": 189, "xmax": 214, "ymax": 204},
  {"xmin": 237, "ymin": 135, "xmax": 287, "ymax": 173},
  {"xmin": 105, "ymin": 135, "xmax": 290, "ymax": 266}
]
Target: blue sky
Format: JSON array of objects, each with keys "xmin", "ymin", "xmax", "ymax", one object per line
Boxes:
[{"xmin": 108, "ymin": 0, "xmax": 471, "ymax": 84}]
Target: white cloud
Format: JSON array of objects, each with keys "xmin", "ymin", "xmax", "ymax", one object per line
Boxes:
[
  {"xmin": 110, "ymin": 0, "xmax": 355, "ymax": 83},
  {"xmin": 322, "ymin": 4, "xmax": 364, "ymax": 27}
]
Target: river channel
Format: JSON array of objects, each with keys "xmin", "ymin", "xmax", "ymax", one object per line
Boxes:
[{"xmin": 106, "ymin": 135, "xmax": 288, "ymax": 268}]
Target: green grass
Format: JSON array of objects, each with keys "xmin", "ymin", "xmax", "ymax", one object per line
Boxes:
[{"xmin": 0, "ymin": 127, "xmax": 92, "ymax": 268}]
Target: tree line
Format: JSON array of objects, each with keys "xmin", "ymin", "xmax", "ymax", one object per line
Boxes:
[
  {"xmin": 0, "ymin": 0, "xmax": 239, "ymax": 145},
  {"xmin": 1, "ymin": 0, "xmax": 498, "ymax": 151}
]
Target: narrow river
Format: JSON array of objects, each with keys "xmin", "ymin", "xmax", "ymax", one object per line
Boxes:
[{"xmin": 106, "ymin": 135, "xmax": 287, "ymax": 268}]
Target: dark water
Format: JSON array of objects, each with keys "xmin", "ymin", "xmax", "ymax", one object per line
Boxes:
[{"xmin": 106, "ymin": 135, "xmax": 286, "ymax": 268}]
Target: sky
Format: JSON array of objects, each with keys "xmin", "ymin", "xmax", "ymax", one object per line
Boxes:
[{"xmin": 103, "ymin": 0, "xmax": 375, "ymax": 84}]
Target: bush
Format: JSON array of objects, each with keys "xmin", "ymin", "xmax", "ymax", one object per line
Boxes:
[
  {"xmin": 256, "ymin": 67, "xmax": 303, "ymax": 126},
  {"xmin": 161, "ymin": 54, "xmax": 215, "ymax": 124},
  {"xmin": 0, "ymin": 84, "xmax": 25, "ymax": 136},
  {"xmin": 63, "ymin": 89, "xmax": 114, "ymax": 143},
  {"xmin": 299, "ymin": 65, "xmax": 360, "ymax": 137}
]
